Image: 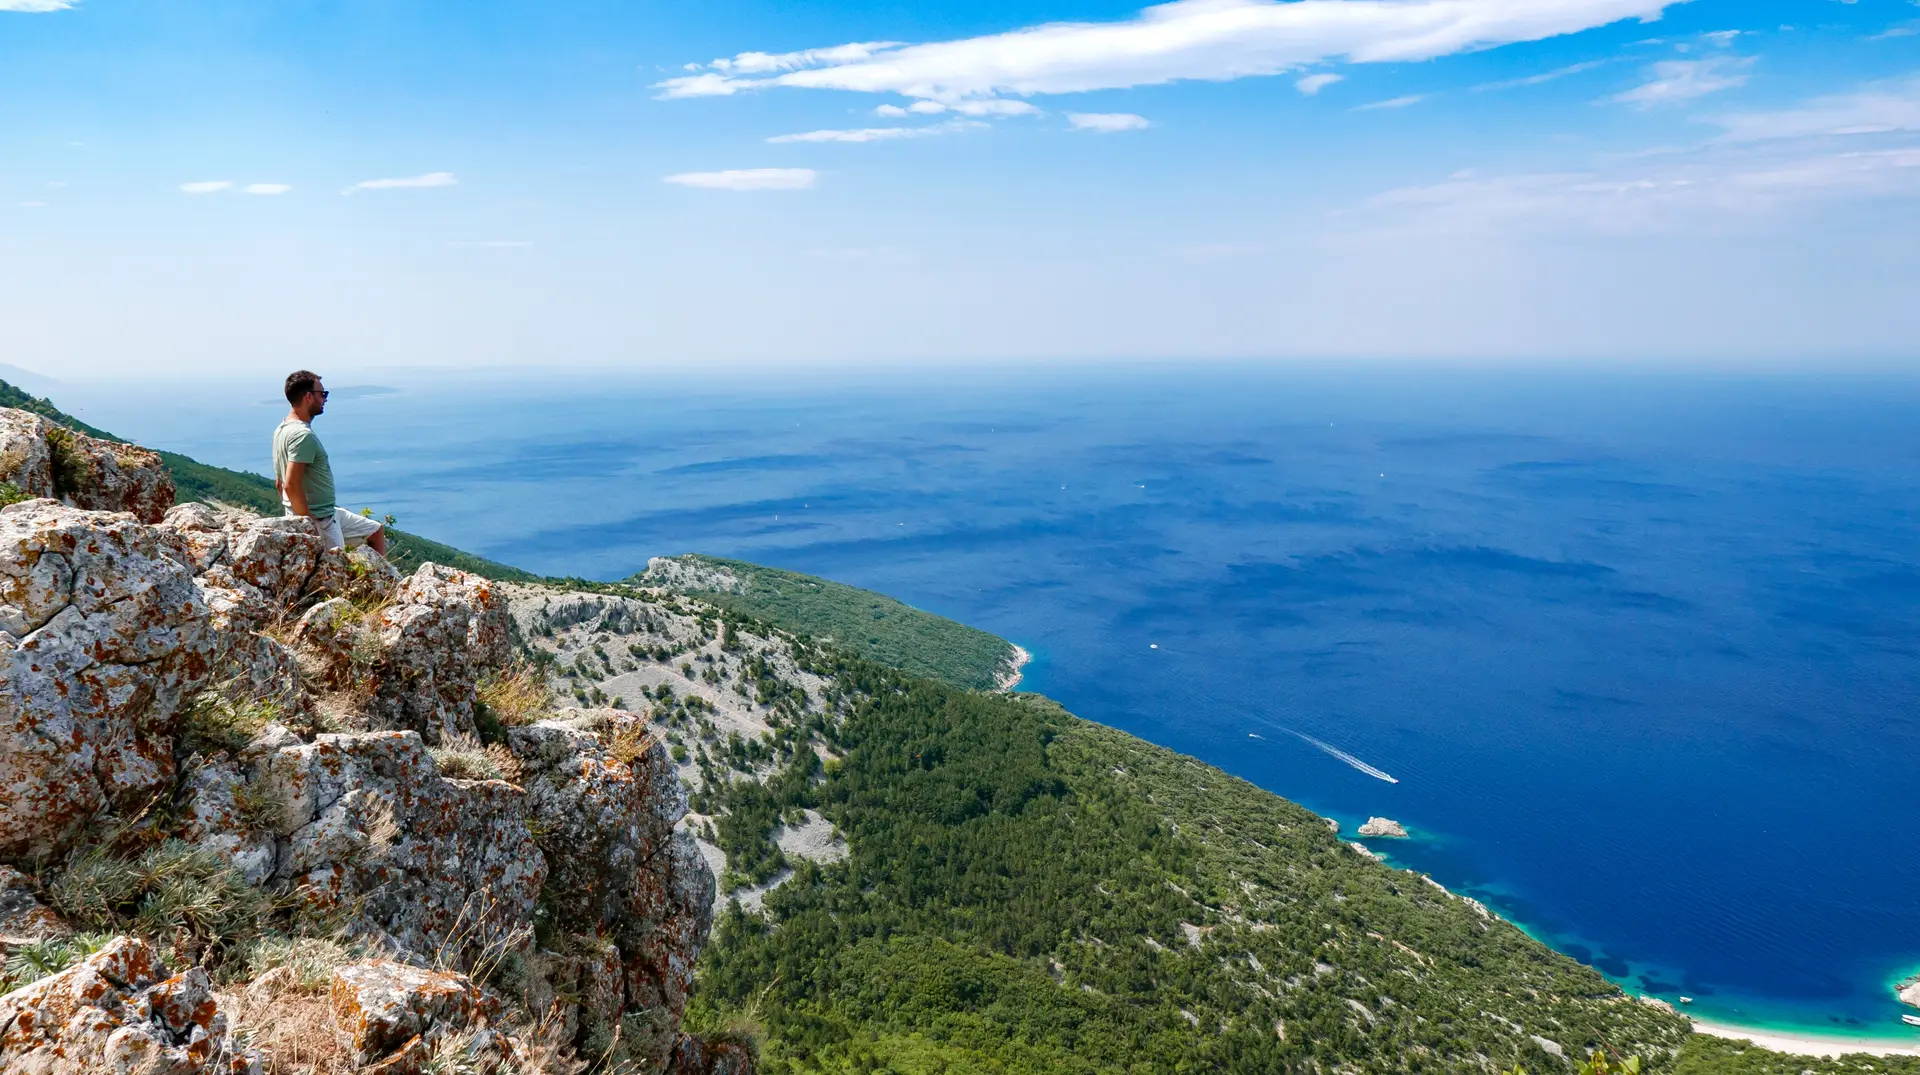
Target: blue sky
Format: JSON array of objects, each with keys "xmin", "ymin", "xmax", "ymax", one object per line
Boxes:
[{"xmin": 2, "ymin": 0, "xmax": 1917, "ymax": 375}]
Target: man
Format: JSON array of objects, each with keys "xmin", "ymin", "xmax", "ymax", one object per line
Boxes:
[{"xmin": 273, "ymin": 370, "xmax": 388, "ymax": 555}]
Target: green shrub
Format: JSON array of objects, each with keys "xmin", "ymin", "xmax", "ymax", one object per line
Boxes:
[
  {"xmin": 48, "ymin": 841, "xmax": 275, "ymax": 968},
  {"xmin": 0, "ymin": 932, "xmax": 113, "ymax": 993}
]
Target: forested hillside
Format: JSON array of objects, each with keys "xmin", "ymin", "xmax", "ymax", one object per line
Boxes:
[
  {"xmin": 682, "ymin": 652, "xmax": 1698, "ymax": 1073},
  {"xmin": 639, "ymin": 553, "xmax": 1020, "ymax": 691}
]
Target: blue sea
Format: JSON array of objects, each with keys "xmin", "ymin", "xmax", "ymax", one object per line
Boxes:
[{"xmin": 69, "ymin": 363, "xmax": 1920, "ymax": 1042}]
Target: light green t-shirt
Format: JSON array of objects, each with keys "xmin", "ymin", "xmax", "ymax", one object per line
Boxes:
[{"xmin": 272, "ymin": 417, "xmax": 336, "ymax": 520}]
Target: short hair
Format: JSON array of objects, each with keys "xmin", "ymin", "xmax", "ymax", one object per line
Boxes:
[{"xmin": 284, "ymin": 370, "xmax": 322, "ymax": 406}]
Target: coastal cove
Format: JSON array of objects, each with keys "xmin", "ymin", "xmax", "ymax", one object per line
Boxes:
[{"xmin": 69, "ymin": 363, "xmax": 1920, "ymax": 1046}]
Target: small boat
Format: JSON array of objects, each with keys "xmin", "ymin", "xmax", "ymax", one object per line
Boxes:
[
  {"xmin": 1678, "ymin": 997, "xmax": 1693, "ymax": 1005},
  {"xmin": 1903, "ymin": 1014, "xmax": 1920, "ymax": 1027}
]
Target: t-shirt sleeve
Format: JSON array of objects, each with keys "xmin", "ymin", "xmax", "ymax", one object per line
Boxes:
[{"xmin": 284, "ymin": 429, "xmax": 321, "ymax": 465}]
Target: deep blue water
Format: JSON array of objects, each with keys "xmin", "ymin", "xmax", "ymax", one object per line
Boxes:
[{"xmin": 70, "ymin": 364, "xmax": 1920, "ymax": 1040}]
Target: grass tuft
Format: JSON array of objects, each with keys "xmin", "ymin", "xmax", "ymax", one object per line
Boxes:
[
  {"xmin": 48, "ymin": 840, "xmax": 275, "ymax": 970},
  {"xmin": 431, "ymin": 734, "xmax": 525, "ymax": 784}
]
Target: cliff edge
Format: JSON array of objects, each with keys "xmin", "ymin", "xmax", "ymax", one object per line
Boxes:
[{"xmin": 0, "ymin": 406, "xmax": 739, "ymax": 1075}]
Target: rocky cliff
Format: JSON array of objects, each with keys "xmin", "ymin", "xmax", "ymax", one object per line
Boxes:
[{"xmin": 0, "ymin": 408, "xmax": 736, "ymax": 1074}]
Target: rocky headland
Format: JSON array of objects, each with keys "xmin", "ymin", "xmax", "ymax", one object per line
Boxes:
[{"xmin": 0, "ymin": 406, "xmax": 741, "ymax": 1074}]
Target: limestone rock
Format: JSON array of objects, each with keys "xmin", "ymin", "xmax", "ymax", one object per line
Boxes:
[
  {"xmin": 252, "ymin": 731, "xmax": 544, "ymax": 965},
  {"xmin": 369, "ymin": 564, "xmax": 510, "ymax": 744},
  {"xmin": 178, "ymin": 759, "xmax": 277, "ymax": 887},
  {"xmin": 345, "ymin": 544, "xmax": 403, "ymax": 606},
  {"xmin": 227, "ymin": 517, "xmax": 326, "ymax": 608},
  {"xmin": 670, "ymin": 1032, "xmax": 756, "ymax": 1075},
  {"xmin": 509, "ymin": 711, "xmax": 714, "ymax": 1031},
  {"xmin": 1, "ymin": 502, "xmax": 218, "ymax": 863},
  {"xmin": 1899, "ymin": 979, "xmax": 1920, "ymax": 1010},
  {"xmin": 0, "ymin": 409, "xmax": 174, "ymax": 524},
  {"xmin": 0, "ymin": 936, "xmax": 259, "ymax": 1074},
  {"xmin": 0, "ymin": 866, "xmax": 66, "ymax": 939},
  {"xmin": 328, "ymin": 960, "xmax": 493, "ymax": 1070},
  {"xmin": 1358, "ymin": 817, "xmax": 1409, "ymax": 839},
  {"xmin": 0, "ymin": 411, "xmax": 54, "ymax": 497}
]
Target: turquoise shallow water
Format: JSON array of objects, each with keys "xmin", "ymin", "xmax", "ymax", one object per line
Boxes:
[{"xmin": 69, "ymin": 363, "xmax": 1920, "ymax": 1043}]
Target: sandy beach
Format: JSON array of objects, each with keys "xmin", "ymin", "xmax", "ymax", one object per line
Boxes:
[
  {"xmin": 1691, "ymin": 1019, "xmax": 1920, "ymax": 1058},
  {"xmin": 994, "ymin": 644, "xmax": 1033, "ymax": 692}
]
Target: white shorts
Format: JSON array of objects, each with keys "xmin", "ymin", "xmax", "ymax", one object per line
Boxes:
[{"xmin": 319, "ymin": 510, "xmax": 384, "ymax": 551}]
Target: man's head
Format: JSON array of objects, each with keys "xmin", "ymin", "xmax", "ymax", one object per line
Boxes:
[{"xmin": 284, "ymin": 370, "xmax": 327, "ymax": 420}]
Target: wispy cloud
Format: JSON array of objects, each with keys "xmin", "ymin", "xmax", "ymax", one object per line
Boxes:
[
  {"xmin": 180, "ymin": 181, "xmax": 233, "ymax": 195},
  {"xmin": 1608, "ymin": 56, "xmax": 1753, "ymax": 107},
  {"xmin": 17, "ymin": 201, "xmax": 48, "ymax": 208},
  {"xmin": 449, "ymin": 240, "xmax": 534, "ymax": 248},
  {"xmin": 1068, "ymin": 112, "xmax": 1150, "ymax": 132},
  {"xmin": 662, "ymin": 168, "xmax": 817, "ymax": 191},
  {"xmin": 342, "ymin": 171, "xmax": 457, "ymax": 195},
  {"xmin": 657, "ymin": 0, "xmax": 1681, "ymax": 106},
  {"xmin": 1367, "ymin": 76, "xmax": 1920, "ymax": 235},
  {"xmin": 244, "ymin": 183, "xmax": 292, "ymax": 195},
  {"xmin": 1473, "ymin": 59, "xmax": 1610, "ymax": 92},
  {"xmin": 1356, "ymin": 94, "xmax": 1426, "ymax": 111},
  {"xmin": 0, "ymin": 1, "xmax": 77, "ymax": 11},
  {"xmin": 1714, "ymin": 75, "xmax": 1920, "ymax": 141},
  {"xmin": 768, "ymin": 120, "xmax": 983, "ymax": 143},
  {"xmin": 1296, "ymin": 73, "xmax": 1343, "ymax": 95}
]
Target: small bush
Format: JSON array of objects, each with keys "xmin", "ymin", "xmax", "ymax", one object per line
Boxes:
[
  {"xmin": 49, "ymin": 841, "xmax": 275, "ymax": 969},
  {"xmin": 42, "ymin": 426, "xmax": 88, "ymax": 498},
  {"xmin": 0, "ymin": 480, "xmax": 29, "ymax": 508}
]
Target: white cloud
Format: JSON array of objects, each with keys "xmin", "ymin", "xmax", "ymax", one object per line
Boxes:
[
  {"xmin": 875, "ymin": 104, "xmax": 910, "ymax": 117},
  {"xmin": 1370, "ymin": 146, "xmax": 1920, "ymax": 234},
  {"xmin": 1356, "ymin": 94, "xmax": 1427, "ymax": 110},
  {"xmin": 656, "ymin": 0, "xmax": 1680, "ymax": 103},
  {"xmin": 0, "ymin": 1, "xmax": 76, "ymax": 11},
  {"xmin": 180, "ymin": 181, "xmax": 232, "ymax": 195},
  {"xmin": 244, "ymin": 183, "xmax": 292, "ymax": 195},
  {"xmin": 768, "ymin": 121, "xmax": 984, "ymax": 143},
  {"xmin": 449, "ymin": 240, "xmax": 534, "ymax": 248},
  {"xmin": 1296, "ymin": 73, "xmax": 1343, "ymax": 95},
  {"xmin": 17, "ymin": 201, "xmax": 48, "ymax": 208},
  {"xmin": 343, "ymin": 171, "xmax": 458, "ymax": 195},
  {"xmin": 1068, "ymin": 112, "xmax": 1150, "ymax": 132},
  {"xmin": 1714, "ymin": 75, "xmax": 1920, "ymax": 141},
  {"xmin": 1608, "ymin": 56, "xmax": 1752, "ymax": 107},
  {"xmin": 1472, "ymin": 59, "xmax": 1609, "ymax": 91},
  {"xmin": 662, "ymin": 168, "xmax": 817, "ymax": 191}
]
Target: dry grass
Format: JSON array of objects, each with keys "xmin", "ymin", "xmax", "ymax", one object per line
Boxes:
[
  {"xmin": 604, "ymin": 721, "xmax": 655, "ymax": 768},
  {"xmin": 222, "ymin": 965, "xmax": 355, "ymax": 1075},
  {"xmin": 477, "ymin": 664, "xmax": 552, "ymax": 734},
  {"xmin": 431, "ymin": 734, "xmax": 525, "ymax": 784},
  {"xmin": 180, "ymin": 686, "xmax": 284, "ymax": 755}
]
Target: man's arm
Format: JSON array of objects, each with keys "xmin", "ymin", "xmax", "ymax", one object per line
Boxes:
[{"xmin": 284, "ymin": 461, "xmax": 312, "ymax": 516}]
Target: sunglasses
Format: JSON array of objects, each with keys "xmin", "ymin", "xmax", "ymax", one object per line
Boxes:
[{"xmin": 312, "ymin": 389, "xmax": 330, "ymax": 400}]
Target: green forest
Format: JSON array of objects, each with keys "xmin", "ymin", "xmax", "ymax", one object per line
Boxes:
[
  {"xmin": 687, "ymin": 650, "xmax": 1708, "ymax": 1073},
  {"xmin": 639, "ymin": 554, "xmax": 1019, "ymax": 691}
]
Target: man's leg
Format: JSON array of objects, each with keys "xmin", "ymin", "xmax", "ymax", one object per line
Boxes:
[{"xmin": 335, "ymin": 509, "xmax": 387, "ymax": 556}]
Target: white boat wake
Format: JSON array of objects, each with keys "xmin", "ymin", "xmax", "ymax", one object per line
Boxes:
[{"xmin": 1291, "ymin": 732, "xmax": 1399, "ymax": 784}]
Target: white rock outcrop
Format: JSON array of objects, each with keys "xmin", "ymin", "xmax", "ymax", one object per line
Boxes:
[{"xmin": 1358, "ymin": 817, "xmax": 1409, "ymax": 839}]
